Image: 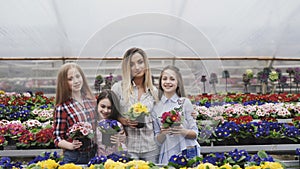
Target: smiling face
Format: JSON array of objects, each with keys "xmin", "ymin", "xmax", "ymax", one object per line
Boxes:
[
  {"xmin": 97, "ymin": 98, "xmax": 112, "ymax": 119},
  {"xmin": 67, "ymin": 68, "xmax": 83, "ymax": 93},
  {"xmin": 130, "ymin": 53, "xmax": 146, "ymax": 79},
  {"xmin": 161, "ymin": 69, "xmax": 178, "ymax": 95}
]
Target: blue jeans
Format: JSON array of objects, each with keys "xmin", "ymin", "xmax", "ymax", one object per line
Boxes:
[
  {"xmin": 181, "ymin": 146, "xmax": 198, "ymax": 159},
  {"xmin": 63, "ymin": 149, "xmax": 96, "ymax": 164}
]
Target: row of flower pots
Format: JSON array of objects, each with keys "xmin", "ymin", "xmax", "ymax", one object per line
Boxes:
[
  {"xmin": 2, "ymin": 149, "xmax": 298, "ymax": 168},
  {"xmin": 1, "ymin": 91, "xmax": 300, "ymax": 149}
]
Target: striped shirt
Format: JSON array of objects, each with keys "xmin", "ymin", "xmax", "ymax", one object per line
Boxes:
[{"xmin": 112, "ymin": 81, "xmax": 158, "ymax": 153}]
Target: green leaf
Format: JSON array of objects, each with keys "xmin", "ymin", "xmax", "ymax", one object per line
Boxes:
[
  {"xmin": 237, "ymin": 155, "xmax": 246, "ymax": 162},
  {"xmin": 232, "ymin": 165, "xmax": 241, "ymax": 169},
  {"xmin": 94, "ymin": 164, "xmax": 105, "ymax": 169},
  {"xmin": 126, "ymin": 165, "xmax": 133, "ymax": 169},
  {"xmin": 163, "ymin": 123, "xmax": 170, "ymax": 128},
  {"xmin": 257, "ymin": 150, "xmax": 268, "ymax": 158}
]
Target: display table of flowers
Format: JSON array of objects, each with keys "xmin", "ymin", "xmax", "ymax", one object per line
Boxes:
[
  {"xmin": 0, "ymin": 91, "xmax": 55, "ymax": 150},
  {"xmin": 190, "ymin": 93, "xmax": 300, "ymax": 148},
  {"xmin": 1, "ymin": 149, "xmax": 299, "ymax": 169},
  {"xmin": 1, "ymin": 91, "xmax": 300, "ymax": 168}
]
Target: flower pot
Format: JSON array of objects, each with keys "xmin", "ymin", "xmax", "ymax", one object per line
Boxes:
[
  {"xmin": 214, "ymin": 139, "xmax": 237, "ymax": 146},
  {"xmin": 272, "ymin": 138, "xmax": 297, "ymax": 144},
  {"xmin": 75, "ymin": 137, "xmax": 91, "ymax": 150},
  {"xmin": 171, "ymin": 123, "xmax": 181, "ymax": 128},
  {"xmin": 102, "ymin": 133, "xmax": 114, "ymax": 147},
  {"xmin": 255, "ymin": 138, "xmax": 270, "ymax": 145},
  {"xmin": 135, "ymin": 114, "xmax": 145, "ymax": 128},
  {"xmin": 237, "ymin": 136, "xmax": 256, "ymax": 145},
  {"xmin": 4, "ymin": 137, "xmax": 17, "ymax": 150}
]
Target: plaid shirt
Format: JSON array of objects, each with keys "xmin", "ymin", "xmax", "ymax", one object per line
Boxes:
[
  {"xmin": 112, "ymin": 81, "xmax": 158, "ymax": 153},
  {"xmin": 53, "ymin": 96, "xmax": 97, "ymax": 151}
]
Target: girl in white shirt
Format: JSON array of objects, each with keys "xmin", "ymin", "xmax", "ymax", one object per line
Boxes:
[{"xmin": 153, "ymin": 65, "xmax": 200, "ymax": 164}]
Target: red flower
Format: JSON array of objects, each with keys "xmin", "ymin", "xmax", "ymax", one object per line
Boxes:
[
  {"xmin": 171, "ymin": 114, "xmax": 180, "ymax": 122},
  {"xmin": 0, "ymin": 135, "xmax": 5, "ymax": 145},
  {"xmin": 0, "ymin": 126, "xmax": 7, "ymax": 135},
  {"xmin": 261, "ymin": 116, "xmax": 277, "ymax": 122},
  {"xmin": 36, "ymin": 128, "xmax": 54, "ymax": 144},
  {"xmin": 18, "ymin": 131, "xmax": 35, "ymax": 147},
  {"xmin": 161, "ymin": 109, "xmax": 182, "ymax": 128},
  {"xmin": 228, "ymin": 115, "xmax": 253, "ymax": 124}
]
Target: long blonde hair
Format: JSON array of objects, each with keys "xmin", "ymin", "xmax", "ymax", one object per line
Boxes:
[
  {"xmin": 55, "ymin": 62, "xmax": 94, "ymax": 105},
  {"xmin": 121, "ymin": 47, "xmax": 158, "ymax": 103}
]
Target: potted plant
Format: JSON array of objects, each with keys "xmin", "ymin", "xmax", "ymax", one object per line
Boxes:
[
  {"xmin": 68, "ymin": 122, "xmax": 94, "ymax": 150},
  {"xmin": 98, "ymin": 119, "xmax": 121, "ymax": 146},
  {"xmin": 125, "ymin": 102, "xmax": 150, "ymax": 128}
]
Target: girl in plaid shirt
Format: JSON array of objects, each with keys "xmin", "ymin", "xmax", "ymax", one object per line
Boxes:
[{"xmin": 53, "ymin": 63, "xmax": 97, "ymax": 164}]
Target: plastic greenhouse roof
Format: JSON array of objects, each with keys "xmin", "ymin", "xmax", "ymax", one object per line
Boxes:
[{"xmin": 0, "ymin": 0, "xmax": 300, "ymax": 59}]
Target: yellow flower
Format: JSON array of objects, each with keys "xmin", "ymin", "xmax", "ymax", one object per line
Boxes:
[
  {"xmin": 36, "ymin": 159, "xmax": 59, "ymax": 169},
  {"xmin": 104, "ymin": 159, "xmax": 126, "ymax": 169},
  {"xmin": 245, "ymin": 69, "xmax": 254, "ymax": 78},
  {"xmin": 0, "ymin": 90, "xmax": 5, "ymax": 95},
  {"xmin": 269, "ymin": 71, "xmax": 279, "ymax": 82},
  {"xmin": 219, "ymin": 163, "xmax": 232, "ymax": 169},
  {"xmin": 261, "ymin": 162, "xmax": 283, "ymax": 169},
  {"xmin": 245, "ymin": 166, "xmax": 261, "ymax": 169},
  {"xmin": 133, "ymin": 102, "xmax": 149, "ymax": 115},
  {"xmin": 126, "ymin": 160, "xmax": 149, "ymax": 169},
  {"xmin": 58, "ymin": 163, "xmax": 82, "ymax": 169},
  {"xmin": 196, "ymin": 162, "xmax": 218, "ymax": 169},
  {"xmin": 231, "ymin": 165, "xmax": 242, "ymax": 169},
  {"xmin": 127, "ymin": 102, "xmax": 150, "ymax": 120},
  {"xmin": 89, "ymin": 164, "xmax": 105, "ymax": 169}
]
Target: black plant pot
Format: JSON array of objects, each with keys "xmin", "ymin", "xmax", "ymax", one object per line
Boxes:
[
  {"xmin": 135, "ymin": 115, "xmax": 146, "ymax": 128},
  {"xmin": 4, "ymin": 137, "xmax": 17, "ymax": 150},
  {"xmin": 271, "ymin": 138, "xmax": 297, "ymax": 144},
  {"xmin": 213, "ymin": 139, "xmax": 237, "ymax": 146},
  {"xmin": 237, "ymin": 137, "xmax": 256, "ymax": 145},
  {"xmin": 75, "ymin": 137, "xmax": 91, "ymax": 150},
  {"xmin": 255, "ymin": 138, "xmax": 270, "ymax": 145}
]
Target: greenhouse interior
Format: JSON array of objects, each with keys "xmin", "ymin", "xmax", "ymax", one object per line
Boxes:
[{"xmin": 1, "ymin": 0, "xmax": 300, "ymax": 168}]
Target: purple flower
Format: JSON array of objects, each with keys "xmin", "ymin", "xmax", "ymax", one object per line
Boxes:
[
  {"xmin": 279, "ymin": 75, "xmax": 288, "ymax": 84},
  {"xmin": 98, "ymin": 119, "xmax": 121, "ymax": 134},
  {"xmin": 106, "ymin": 151, "xmax": 130, "ymax": 162},
  {"xmin": 87, "ymin": 155, "xmax": 107, "ymax": 166},
  {"xmin": 286, "ymin": 68, "xmax": 294, "ymax": 74},
  {"xmin": 294, "ymin": 73, "xmax": 300, "ymax": 83},
  {"xmin": 295, "ymin": 67, "xmax": 300, "ymax": 73},
  {"xmin": 275, "ymin": 68, "xmax": 282, "ymax": 73},
  {"xmin": 168, "ymin": 155, "xmax": 188, "ymax": 168},
  {"xmin": 296, "ymin": 148, "xmax": 300, "ymax": 155}
]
